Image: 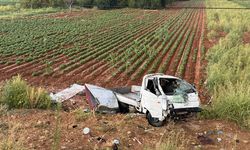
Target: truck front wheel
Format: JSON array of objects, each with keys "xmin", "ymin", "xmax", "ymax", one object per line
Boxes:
[{"xmin": 147, "ymin": 112, "xmax": 164, "ymax": 127}]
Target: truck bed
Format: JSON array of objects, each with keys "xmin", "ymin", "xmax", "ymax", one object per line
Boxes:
[{"xmin": 111, "ymin": 86, "xmax": 141, "ymax": 108}]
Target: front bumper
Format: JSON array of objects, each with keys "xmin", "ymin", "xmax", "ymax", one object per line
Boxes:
[{"xmin": 173, "ymin": 107, "xmax": 202, "ymax": 113}]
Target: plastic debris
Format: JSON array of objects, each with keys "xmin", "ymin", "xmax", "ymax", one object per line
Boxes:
[
  {"xmin": 205, "ymin": 130, "xmax": 223, "ymax": 135},
  {"xmin": 83, "ymin": 127, "xmax": 90, "ymax": 135},
  {"xmin": 113, "ymin": 139, "xmax": 120, "ymax": 145},
  {"xmin": 217, "ymin": 130, "xmax": 223, "ymax": 135},
  {"xmin": 217, "ymin": 138, "xmax": 222, "ymax": 142}
]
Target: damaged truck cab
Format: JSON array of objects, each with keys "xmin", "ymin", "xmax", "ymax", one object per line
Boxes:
[
  {"xmin": 137, "ymin": 73, "xmax": 200, "ymax": 126},
  {"xmin": 85, "ymin": 73, "xmax": 201, "ymax": 127}
]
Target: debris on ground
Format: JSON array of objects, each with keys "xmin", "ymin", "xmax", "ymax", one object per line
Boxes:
[
  {"xmin": 217, "ymin": 137, "xmax": 222, "ymax": 142},
  {"xmin": 97, "ymin": 137, "xmax": 106, "ymax": 143},
  {"xmin": 85, "ymin": 84, "xmax": 119, "ymax": 113},
  {"xmin": 112, "ymin": 139, "xmax": 120, "ymax": 150},
  {"xmin": 113, "ymin": 139, "xmax": 120, "ymax": 145},
  {"xmin": 197, "ymin": 135, "xmax": 215, "ymax": 145},
  {"xmin": 83, "ymin": 127, "xmax": 90, "ymax": 135},
  {"xmin": 50, "ymin": 84, "xmax": 85, "ymax": 103}
]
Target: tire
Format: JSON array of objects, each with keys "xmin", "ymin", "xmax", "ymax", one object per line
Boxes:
[{"xmin": 147, "ymin": 112, "xmax": 164, "ymax": 127}]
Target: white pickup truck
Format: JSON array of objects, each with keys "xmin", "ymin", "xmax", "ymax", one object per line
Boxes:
[{"xmin": 85, "ymin": 73, "xmax": 201, "ymax": 127}]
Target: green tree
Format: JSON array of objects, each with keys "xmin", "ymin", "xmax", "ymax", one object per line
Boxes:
[{"xmin": 77, "ymin": 0, "xmax": 94, "ymax": 7}]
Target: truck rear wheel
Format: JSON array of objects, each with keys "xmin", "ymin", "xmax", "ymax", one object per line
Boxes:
[{"xmin": 147, "ymin": 112, "xmax": 164, "ymax": 127}]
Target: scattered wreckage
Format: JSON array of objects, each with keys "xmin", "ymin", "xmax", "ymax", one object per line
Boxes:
[{"xmin": 51, "ymin": 73, "xmax": 201, "ymax": 127}]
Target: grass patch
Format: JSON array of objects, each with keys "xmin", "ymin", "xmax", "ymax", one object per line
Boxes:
[
  {"xmin": 0, "ymin": 7, "xmax": 61, "ymax": 19},
  {"xmin": 73, "ymin": 108, "xmax": 92, "ymax": 121},
  {"xmin": 202, "ymin": 0, "xmax": 250, "ymax": 129},
  {"xmin": 199, "ymin": 82, "xmax": 250, "ymax": 128},
  {"xmin": 157, "ymin": 129, "xmax": 188, "ymax": 150},
  {"xmin": 0, "ymin": 121, "xmax": 26, "ymax": 150},
  {"xmin": 52, "ymin": 104, "xmax": 62, "ymax": 150},
  {"xmin": 0, "ymin": 104, "xmax": 8, "ymax": 117},
  {"xmin": 145, "ymin": 126, "xmax": 188, "ymax": 150},
  {"xmin": 0, "ymin": 75, "xmax": 51, "ymax": 109}
]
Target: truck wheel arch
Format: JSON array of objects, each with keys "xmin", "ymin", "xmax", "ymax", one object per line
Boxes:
[{"xmin": 146, "ymin": 111, "xmax": 164, "ymax": 127}]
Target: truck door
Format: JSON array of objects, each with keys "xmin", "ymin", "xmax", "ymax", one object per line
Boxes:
[{"xmin": 141, "ymin": 78, "xmax": 162, "ymax": 118}]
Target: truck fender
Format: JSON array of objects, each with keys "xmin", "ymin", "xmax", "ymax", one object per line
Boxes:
[{"xmin": 145, "ymin": 109, "xmax": 165, "ymax": 121}]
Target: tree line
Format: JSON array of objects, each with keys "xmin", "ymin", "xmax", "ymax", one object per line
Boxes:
[{"xmin": 20, "ymin": 0, "xmax": 177, "ymax": 9}]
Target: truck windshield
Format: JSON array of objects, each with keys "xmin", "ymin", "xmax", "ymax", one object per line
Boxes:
[{"xmin": 159, "ymin": 78, "xmax": 195, "ymax": 95}]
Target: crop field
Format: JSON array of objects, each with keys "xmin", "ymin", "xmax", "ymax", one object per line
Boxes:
[
  {"xmin": 0, "ymin": 1, "xmax": 206, "ymax": 97},
  {"xmin": 1, "ymin": 0, "xmax": 250, "ymax": 149}
]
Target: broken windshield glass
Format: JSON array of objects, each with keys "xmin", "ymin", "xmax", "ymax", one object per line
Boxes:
[{"xmin": 159, "ymin": 78, "xmax": 195, "ymax": 95}]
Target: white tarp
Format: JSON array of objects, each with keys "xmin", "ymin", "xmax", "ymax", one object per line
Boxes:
[{"xmin": 50, "ymin": 84, "xmax": 85, "ymax": 102}]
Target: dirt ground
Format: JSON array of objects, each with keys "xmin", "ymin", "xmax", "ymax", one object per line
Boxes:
[{"xmin": 0, "ymin": 94, "xmax": 250, "ymax": 150}]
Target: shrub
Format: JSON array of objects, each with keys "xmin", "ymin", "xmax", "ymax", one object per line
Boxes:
[
  {"xmin": 20, "ymin": 0, "xmax": 65, "ymax": 8},
  {"xmin": 77, "ymin": 0, "xmax": 94, "ymax": 7},
  {"xmin": 117, "ymin": 0, "xmax": 128, "ymax": 7},
  {"xmin": 128, "ymin": 0, "xmax": 167, "ymax": 9},
  {"xmin": 0, "ymin": 75, "xmax": 30, "ymax": 109},
  {"xmin": 27, "ymin": 87, "xmax": 51, "ymax": 109},
  {"xmin": 0, "ymin": 75, "xmax": 51, "ymax": 109},
  {"xmin": 95, "ymin": 0, "xmax": 112, "ymax": 9}
]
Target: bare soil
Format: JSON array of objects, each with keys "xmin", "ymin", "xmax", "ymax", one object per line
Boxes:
[
  {"xmin": 1, "ymin": 101, "xmax": 250, "ymax": 150},
  {"xmin": 243, "ymin": 32, "xmax": 250, "ymax": 44}
]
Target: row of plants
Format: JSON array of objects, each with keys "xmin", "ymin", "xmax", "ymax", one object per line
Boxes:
[
  {"xmin": 104, "ymin": 10, "xmax": 188, "ymax": 80},
  {"xmin": 158, "ymin": 10, "xmax": 197, "ymax": 73},
  {"xmin": 28, "ymin": 10, "xmax": 162, "ymax": 76},
  {"xmin": 0, "ymin": 9, "xmax": 150, "ymax": 73},
  {"xmin": 72, "ymin": 9, "xmax": 178, "ymax": 79},
  {"xmin": 59, "ymin": 13, "xmax": 159, "ymax": 73},
  {"xmin": 125, "ymin": 11, "xmax": 187, "ymax": 76},
  {"xmin": 131, "ymin": 10, "xmax": 197, "ymax": 81},
  {"xmin": 149, "ymin": 10, "xmax": 196, "ymax": 74},
  {"xmin": 176, "ymin": 30, "xmax": 196, "ymax": 77},
  {"xmin": 0, "ymin": 9, "xmax": 134, "ymax": 61}
]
